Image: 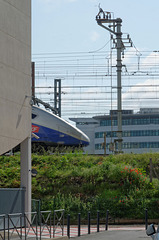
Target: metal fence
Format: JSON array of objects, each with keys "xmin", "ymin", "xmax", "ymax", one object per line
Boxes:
[
  {"xmin": 0, "ymin": 207, "xmax": 158, "ymax": 239},
  {"xmin": 40, "ymin": 211, "xmax": 51, "ymax": 239},
  {"xmin": 66, "ymin": 210, "xmax": 110, "ymax": 238},
  {"xmin": 0, "ymin": 212, "xmax": 38, "ymax": 240},
  {"xmin": 66, "ymin": 208, "xmax": 152, "ymax": 238},
  {"xmin": 0, "ymin": 209, "xmax": 65, "ymax": 240},
  {"xmin": 53, "ymin": 209, "xmax": 64, "ymax": 238}
]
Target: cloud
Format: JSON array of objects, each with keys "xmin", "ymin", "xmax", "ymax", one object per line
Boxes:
[
  {"xmin": 141, "ymin": 52, "xmax": 159, "ymax": 70},
  {"xmin": 38, "ymin": 0, "xmax": 78, "ymax": 14},
  {"xmin": 90, "ymin": 31, "xmax": 100, "ymax": 42},
  {"xmin": 40, "ymin": 0, "xmax": 77, "ymax": 4},
  {"xmin": 123, "ymin": 49, "xmax": 159, "ymax": 73},
  {"xmin": 122, "ymin": 78, "xmax": 159, "ymax": 111}
]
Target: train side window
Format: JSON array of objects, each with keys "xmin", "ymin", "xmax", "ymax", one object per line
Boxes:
[{"xmin": 32, "ymin": 113, "xmax": 37, "ymax": 119}]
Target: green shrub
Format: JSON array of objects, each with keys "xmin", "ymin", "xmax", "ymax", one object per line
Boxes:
[{"xmin": 0, "ymin": 152, "xmax": 159, "ymax": 220}]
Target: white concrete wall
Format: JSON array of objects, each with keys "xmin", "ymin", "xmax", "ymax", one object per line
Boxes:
[
  {"xmin": 0, "ymin": 0, "xmax": 31, "ymax": 154},
  {"xmin": 70, "ymin": 117, "xmax": 99, "ymax": 154},
  {"xmin": 79, "ymin": 124, "xmax": 96, "ymax": 154}
]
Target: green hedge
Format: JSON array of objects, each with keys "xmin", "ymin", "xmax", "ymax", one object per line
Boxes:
[
  {"xmin": 40, "ymin": 194, "xmax": 159, "ymax": 220},
  {"xmin": 0, "ymin": 152, "xmax": 159, "ymax": 221}
]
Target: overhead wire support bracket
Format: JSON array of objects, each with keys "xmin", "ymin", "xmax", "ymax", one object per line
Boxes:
[{"xmin": 32, "ymin": 96, "xmax": 58, "ymax": 115}]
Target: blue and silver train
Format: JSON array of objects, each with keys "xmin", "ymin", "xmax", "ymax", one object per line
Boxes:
[{"xmin": 32, "ymin": 105, "xmax": 90, "ymax": 147}]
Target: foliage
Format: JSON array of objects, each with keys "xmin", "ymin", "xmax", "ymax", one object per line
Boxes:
[{"xmin": 0, "ymin": 152, "xmax": 159, "ymax": 220}]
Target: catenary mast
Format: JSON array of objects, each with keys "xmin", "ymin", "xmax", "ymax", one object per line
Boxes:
[{"xmin": 96, "ymin": 8, "xmax": 132, "ymax": 153}]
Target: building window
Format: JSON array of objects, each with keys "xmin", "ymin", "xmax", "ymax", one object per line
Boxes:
[
  {"xmin": 122, "ymin": 142, "xmax": 159, "ymax": 149},
  {"xmin": 100, "ymin": 117, "xmax": 159, "ymax": 127},
  {"xmin": 95, "ymin": 130, "xmax": 159, "ymax": 139}
]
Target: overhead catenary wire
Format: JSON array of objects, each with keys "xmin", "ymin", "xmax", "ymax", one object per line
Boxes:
[{"xmin": 32, "ymin": 48, "xmax": 159, "ymax": 119}]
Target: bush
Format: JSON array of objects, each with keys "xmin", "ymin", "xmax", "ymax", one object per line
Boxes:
[{"xmin": 0, "ymin": 152, "xmax": 159, "ymax": 221}]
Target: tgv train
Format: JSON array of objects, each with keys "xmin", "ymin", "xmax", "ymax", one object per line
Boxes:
[{"xmin": 32, "ymin": 106, "xmax": 90, "ymax": 147}]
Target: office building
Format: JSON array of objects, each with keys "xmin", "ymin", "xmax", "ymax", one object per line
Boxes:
[{"xmin": 70, "ymin": 108, "xmax": 159, "ymax": 154}]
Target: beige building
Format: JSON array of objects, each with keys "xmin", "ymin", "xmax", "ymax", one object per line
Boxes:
[{"xmin": 0, "ymin": 0, "xmax": 31, "ymax": 155}]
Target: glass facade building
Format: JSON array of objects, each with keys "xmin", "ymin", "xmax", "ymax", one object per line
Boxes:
[{"xmin": 70, "ymin": 108, "xmax": 159, "ymax": 154}]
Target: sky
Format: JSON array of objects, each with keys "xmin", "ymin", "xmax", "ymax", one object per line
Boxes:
[
  {"xmin": 32, "ymin": 0, "xmax": 159, "ymax": 54},
  {"xmin": 31, "ymin": 0, "xmax": 159, "ymax": 121}
]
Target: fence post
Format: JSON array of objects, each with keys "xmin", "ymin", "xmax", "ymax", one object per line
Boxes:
[
  {"xmin": 78, "ymin": 213, "xmax": 81, "ymax": 237},
  {"xmin": 97, "ymin": 211, "xmax": 100, "ymax": 232},
  {"xmin": 40, "ymin": 212, "xmax": 42, "ymax": 240},
  {"xmin": 88, "ymin": 212, "xmax": 90, "ymax": 234},
  {"xmin": 24, "ymin": 213, "xmax": 26, "ymax": 240},
  {"xmin": 145, "ymin": 208, "xmax": 148, "ymax": 230},
  {"xmin": 53, "ymin": 210, "xmax": 55, "ymax": 238},
  {"xmin": 36, "ymin": 212, "xmax": 38, "ymax": 240},
  {"xmin": 4, "ymin": 215, "xmax": 5, "ymax": 240},
  {"xmin": 62, "ymin": 210, "xmax": 64, "ymax": 236},
  {"xmin": 105, "ymin": 210, "xmax": 109, "ymax": 231},
  {"xmin": 1, "ymin": 215, "xmax": 6, "ymax": 240},
  {"xmin": 50, "ymin": 211, "xmax": 52, "ymax": 238},
  {"xmin": 20, "ymin": 213, "xmax": 22, "ymax": 239},
  {"xmin": 8, "ymin": 214, "xmax": 9, "ymax": 240},
  {"xmin": 67, "ymin": 214, "xmax": 70, "ymax": 238}
]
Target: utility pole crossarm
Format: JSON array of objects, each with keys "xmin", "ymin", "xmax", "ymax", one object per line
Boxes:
[
  {"xmin": 97, "ymin": 21, "xmax": 116, "ymax": 35},
  {"xmin": 96, "ymin": 8, "xmax": 117, "ymax": 34}
]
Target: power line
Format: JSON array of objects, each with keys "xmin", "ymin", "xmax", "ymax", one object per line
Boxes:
[{"xmin": 32, "ymin": 48, "xmax": 159, "ymax": 119}]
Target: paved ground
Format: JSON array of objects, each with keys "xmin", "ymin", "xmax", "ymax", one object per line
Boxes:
[
  {"xmin": 8, "ymin": 225, "xmax": 149, "ymax": 239},
  {"xmin": 72, "ymin": 230, "xmax": 149, "ymax": 240},
  {"xmin": 66, "ymin": 225, "xmax": 146, "ymax": 238}
]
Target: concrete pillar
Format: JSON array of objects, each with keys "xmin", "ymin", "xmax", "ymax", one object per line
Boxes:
[{"xmin": 20, "ymin": 136, "xmax": 32, "ymax": 213}]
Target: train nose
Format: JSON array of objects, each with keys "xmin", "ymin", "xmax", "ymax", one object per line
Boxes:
[{"xmin": 81, "ymin": 133, "xmax": 90, "ymax": 146}]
